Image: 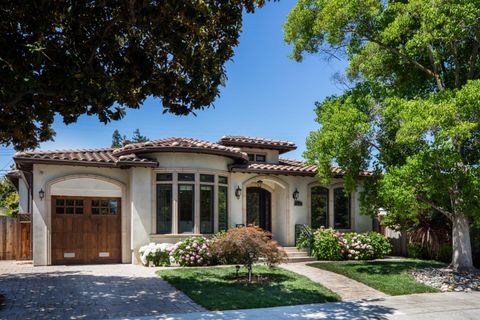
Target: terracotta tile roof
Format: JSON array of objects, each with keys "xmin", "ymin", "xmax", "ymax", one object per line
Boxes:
[
  {"xmin": 113, "ymin": 137, "xmax": 248, "ymax": 162},
  {"xmin": 14, "ymin": 148, "xmax": 158, "ymax": 168},
  {"xmin": 230, "ymin": 158, "xmax": 374, "ymax": 177},
  {"xmin": 218, "ymin": 136, "xmax": 296, "ymax": 154}
]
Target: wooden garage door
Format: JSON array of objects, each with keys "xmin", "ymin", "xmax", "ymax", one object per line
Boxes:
[{"xmin": 51, "ymin": 196, "xmax": 121, "ymax": 264}]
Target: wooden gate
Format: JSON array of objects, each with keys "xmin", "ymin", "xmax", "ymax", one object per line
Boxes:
[{"xmin": 0, "ymin": 213, "xmax": 32, "ymax": 260}]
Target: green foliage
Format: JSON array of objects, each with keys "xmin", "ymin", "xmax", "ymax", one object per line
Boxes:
[
  {"xmin": 408, "ymin": 242, "xmax": 425, "ymax": 260},
  {"xmin": 311, "ymin": 228, "xmax": 344, "ymax": 261},
  {"xmin": 436, "ymin": 244, "xmax": 452, "ymax": 264},
  {"xmin": 285, "ymin": 0, "xmax": 480, "ymax": 270},
  {"xmin": 111, "ymin": 130, "xmax": 125, "ymax": 148},
  {"xmin": 170, "ymin": 237, "xmax": 213, "ymax": 267},
  {"xmin": 131, "ymin": 129, "xmax": 149, "ymax": 143},
  {"xmin": 296, "ymin": 226, "xmax": 314, "ymax": 250},
  {"xmin": 0, "ymin": 178, "xmax": 18, "ymax": 217},
  {"xmin": 367, "ymin": 232, "xmax": 392, "ymax": 259},
  {"xmin": 0, "ymin": 0, "xmax": 267, "ymax": 150}
]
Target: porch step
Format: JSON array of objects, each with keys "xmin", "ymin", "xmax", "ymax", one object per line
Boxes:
[{"xmin": 281, "ymin": 247, "xmax": 316, "ymax": 263}]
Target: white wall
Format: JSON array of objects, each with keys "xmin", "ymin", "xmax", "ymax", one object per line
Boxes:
[{"xmin": 18, "ymin": 177, "xmax": 29, "ymax": 214}]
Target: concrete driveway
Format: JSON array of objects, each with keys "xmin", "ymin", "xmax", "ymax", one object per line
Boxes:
[{"xmin": 0, "ymin": 261, "xmax": 204, "ymax": 320}]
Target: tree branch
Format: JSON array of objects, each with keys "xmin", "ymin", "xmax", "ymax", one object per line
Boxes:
[
  {"xmin": 417, "ymin": 195, "xmax": 453, "ymax": 220},
  {"xmin": 427, "ymin": 44, "xmax": 445, "ymax": 90},
  {"xmin": 468, "ymin": 38, "xmax": 479, "ymax": 80}
]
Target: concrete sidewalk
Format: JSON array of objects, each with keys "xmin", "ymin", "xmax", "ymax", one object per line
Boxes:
[{"xmin": 125, "ymin": 292, "xmax": 480, "ymax": 320}]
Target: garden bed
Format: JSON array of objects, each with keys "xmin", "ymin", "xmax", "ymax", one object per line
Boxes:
[
  {"xmin": 308, "ymin": 259, "xmax": 446, "ymax": 295},
  {"xmin": 158, "ymin": 266, "xmax": 340, "ymax": 310},
  {"xmin": 410, "ymin": 267, "xmax": 480, "ymax": 292}
]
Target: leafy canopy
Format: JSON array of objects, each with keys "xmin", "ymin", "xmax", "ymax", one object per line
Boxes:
[
  {"xmin": 0, "ymin": 0, "xmax": 266, "ymax": 150},
  {"xmin": 285, "ymin": 0, "xmax": 480, "ymax": 224}
]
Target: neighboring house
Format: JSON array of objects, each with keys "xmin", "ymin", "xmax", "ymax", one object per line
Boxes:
[{"xmin": 9, "ymin": 136, "xmax": 373, "ymax": 266}]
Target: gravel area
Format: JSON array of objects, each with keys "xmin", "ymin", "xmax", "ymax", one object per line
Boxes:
[{"xmin": 410, "ymin": 267, "xmax": 480, "ymax": 292}]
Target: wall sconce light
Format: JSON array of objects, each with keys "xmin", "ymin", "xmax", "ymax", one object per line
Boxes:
[
  {"xmin": 39, "ymin": 188, "xmax": 45, "ymax": 200},
  {"xmin": 256, "ymin": 180, "xmax": 263, "ymax": 189},
  {"xmin": 235, "ymin": 185, "xmax": 242, "ymax": 199},
  {"xmin": 293, "ymin": 188, "xmax": 299, "ymax": 200}
]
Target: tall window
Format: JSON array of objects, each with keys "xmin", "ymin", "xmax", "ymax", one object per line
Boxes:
[
  {"xmin": 311, "ymin": 186, "xmax": 328, "ymax": 228},
  {"xmin": 333, "ymin": 187, "xmax": 350, "ymax": 229},
  {"xmin": 200, "ymin": 174, "xmax": 214, "ymax": 234},
  {"xmin": 156, "ymin": 184, "xmax": 172, "ymax": 234},
  {"xmin": 178, "ymin": 184, "xmax": 194, "ymax": 233},
  {"xmin": 218, "ymin": 176, "xmax": 228, "ymax": 231}
]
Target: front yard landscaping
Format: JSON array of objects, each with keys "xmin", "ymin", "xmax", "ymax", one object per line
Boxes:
[
  {"xmin": 158, "ymin": 266, "xmax": 340, "ymax": 310},
  {"xmin": 309, "ymin": 260, "xmax": 446, "ymax": 295}
]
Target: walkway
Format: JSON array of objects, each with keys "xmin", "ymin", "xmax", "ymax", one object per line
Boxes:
[
  {"xmin": 130, "ymin": 291, "xmax": 480, "ymax": 320},
  {"xmin": 280, "ymin": 261, "xmax": 388, "ymax": 300},
  {"xmin": 0, "ymin": 261, "xmax": 205, "ymax": 320}
]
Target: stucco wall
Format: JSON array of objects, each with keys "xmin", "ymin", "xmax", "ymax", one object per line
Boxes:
[{"xmin": 31, "ymin": 164, "xmax": 130, "ymax": 265}]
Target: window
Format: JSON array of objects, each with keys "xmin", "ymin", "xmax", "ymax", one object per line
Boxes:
[
  {"xmin": 156, "ymin": 184, "xmax": 172, "ymax": 234},
  {"xmin": 248, "ymin": 154, "xmax": 255, "ymax": 161},
  {"xmin": 218, "ymin": 185, "xmax": 228, "ymax": 231},
  {"xmin": 156, "ymin": 173, "xmax": 172, "ymax": 182},
  {"xmin": 92, "ymin": 199, "xmax": 119, "ymax": 215},
  {"xmin": 178, "ymin": 185, "xmax": 194, "ymax": 233},
  {"xmin": 200, "ymin": 174, "xmax": 214, "ymax": 183},
  {"xmin": 200, "ymin": 185, "xmax": 214, "ymax": 233},
  {"xmin": 255, "ymin": 154, "xmax": 266, "ymax": 162},
  {"xmin": 311, "ymin": 187, "xmax": 329, "ymax": 228},
  {"xmin": 55, "ymin": 198, "xmax": 84, "ymax": 215},
  {"xmin": 333, "ymin": 188, "xmax": 350, "ymax": 229},
  {"xmin": 178, "ymin": 173, "xmax": 195, "ymax": 181},
  {"xmin": 218, "ymin": 176, "xmax": 228, "ymax": 184}
]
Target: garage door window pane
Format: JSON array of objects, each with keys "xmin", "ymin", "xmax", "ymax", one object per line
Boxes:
[
  {"xmin": 178, "ymin": 185, "xmax": 194, "ymax": 233},
  {"xmin": 156, "ymin": 184, "xmax": 172, "ymax": 234},
  {"xmin": 56, "ymin": 199, "xmax": 65, "ymax": 206},
  {"xmin": 56, "ymin": 206, "xmax": 65, "ymax": 214},
  {"xmin": 110, "ymin": 200, "xmax": 118, "ymax": 215},
  {"xmin": 66, "ymin": 207, "xmax": 74, "ymax": 214}
]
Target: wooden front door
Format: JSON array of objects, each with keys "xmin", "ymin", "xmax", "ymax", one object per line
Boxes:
[{"xmin": 51, "ymin": 196, "xmax": 121, "ymax": 265}]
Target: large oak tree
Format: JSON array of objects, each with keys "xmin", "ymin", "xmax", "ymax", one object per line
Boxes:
[
  {"xmin": 285, "ymin": 0, "xmax": 480, "ymax": 270},
  {"xmin": 0, "ymin": 0, "xmax": 265, "ymax": 150}
]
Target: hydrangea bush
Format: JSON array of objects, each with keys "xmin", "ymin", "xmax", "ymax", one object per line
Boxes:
[
  {"xmin": 139, "ymin": 242, "xmax": 174, "ymax": 267},
  {"xmin": 302, "ymin": 228, "xmax": 391, "ymax": 261},
  {"xmin": 170, "ymin": 236, "xmax": 212, "ymax": 266},
  {"xmin": 343, "ymin": 233, "xmax": 375, "ymax": 260}
]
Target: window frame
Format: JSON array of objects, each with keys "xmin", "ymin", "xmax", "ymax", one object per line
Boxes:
[
  {"xmin": 310, "ymin": 186, "xmax": 329, "ymax": 229},
  {"xmin": 333, "ymin": 187, "xmax": 351, "ymax": 230},
  {"xmin": 153, "ymin": 170, "xmax": 230, "ymax": 235}
]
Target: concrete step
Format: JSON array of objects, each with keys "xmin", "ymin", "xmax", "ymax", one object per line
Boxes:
[{"xmin": 286, "ymin": 256, "xmax": 317, "ymax": 263}]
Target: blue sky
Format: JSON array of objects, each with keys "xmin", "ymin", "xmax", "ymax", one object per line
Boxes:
[{"xmin": 0, "ymin": 1, "xmax": 347, "ymax": 176}]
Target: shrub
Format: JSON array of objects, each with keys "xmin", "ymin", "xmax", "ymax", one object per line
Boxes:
[
  {"xmin": 139, "ymin": 243, "xmax": 173, "ymax": 267},
  {"xmin": 311, "ymin": 228, "xmax": 345, "ymax": 261},
  {"xmin": 367, "ymin": 231, "xmax": 392, "ymax": 258},
  {"xmin": 408, "ymin": 242, "xmax": 425, "ymax": 259},
  {"xmin": 296, "ymin": 225, "xmax": 314, "ymax": 250},
  {"xmin": 343, "ymin": 233, "xmax": 375, "ymax": 260},
  {"xmin": 170, "ymin": 237, "xmax": 213, "ymax": 266},
  {"xmin": 213, "ymin": 226, "xmax": 287, "ymax": 282},
  {"xmin": 435, "ymin": 244, "xmax": 452, "ymax": 263}
]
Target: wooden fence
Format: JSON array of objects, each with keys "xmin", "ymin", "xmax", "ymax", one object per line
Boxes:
[
  {"xmin": 0, "ymin": 215, "xmax": 17, "ymax": 260},
  {"xmin": 0, "ymin": 214, "xmax": 31, "ymax": 260}
]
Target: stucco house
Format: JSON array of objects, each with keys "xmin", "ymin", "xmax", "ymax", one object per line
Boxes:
[{"xmin": 10, "ymin": 136, "xmax": 373, "ymax": 266}]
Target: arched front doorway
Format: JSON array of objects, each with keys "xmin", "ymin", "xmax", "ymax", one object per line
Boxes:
[{"xmin": 246, "ymin": 187, "xmax": 271, "ymax": 231}]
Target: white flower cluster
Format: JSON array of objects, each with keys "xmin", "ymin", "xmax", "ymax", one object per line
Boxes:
[
  {"xmin": 139, "ymin": 242, "xmax": 174, "ymax": 266},
  {"xmin": 346, "ymin": 235, "xmax": 374, "ymax": 260}
]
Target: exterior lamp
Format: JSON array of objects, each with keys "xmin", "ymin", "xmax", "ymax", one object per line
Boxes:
[
  {"xmin": 256, "ymin": 180, "xmax": 263, "ymax": 189},
  {"xmin": 235, "ymin": 185, "xmax": 242, "ymax": 199},
  {"xmin": 39, "ymin": 188, "xmax": 45, "ymax": 200},
  {"xmin": 293, "ymin": 188, "xmax": 299, "ymax": 200}
]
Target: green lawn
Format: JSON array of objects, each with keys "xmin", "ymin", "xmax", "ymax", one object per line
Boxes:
[
  {"xmin": 158, "ymin": 266, "xmax": 340, "ymax": 310},
  {"xmin": 309, "ymin": 259, "xmax": 446, "ymax": 295}
]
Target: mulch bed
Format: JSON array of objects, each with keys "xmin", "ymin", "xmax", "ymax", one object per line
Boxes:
[
  {"xmin": 224, "ymin": 274, "xmax": 278, "ymax": 284},
  {"xmin": 410, "ymin": 268, "xmax": 480, "ymax": 292}
]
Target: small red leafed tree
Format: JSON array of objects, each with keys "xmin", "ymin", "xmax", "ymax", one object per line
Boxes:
[{"xmin": 213, "ymin": 226, "xmax": 287, "ymax": 282}]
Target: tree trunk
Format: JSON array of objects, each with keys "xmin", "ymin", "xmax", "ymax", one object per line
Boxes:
[{"xmin": 451, "ymin": 212, "xmax": 474, "ymax": 272}]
